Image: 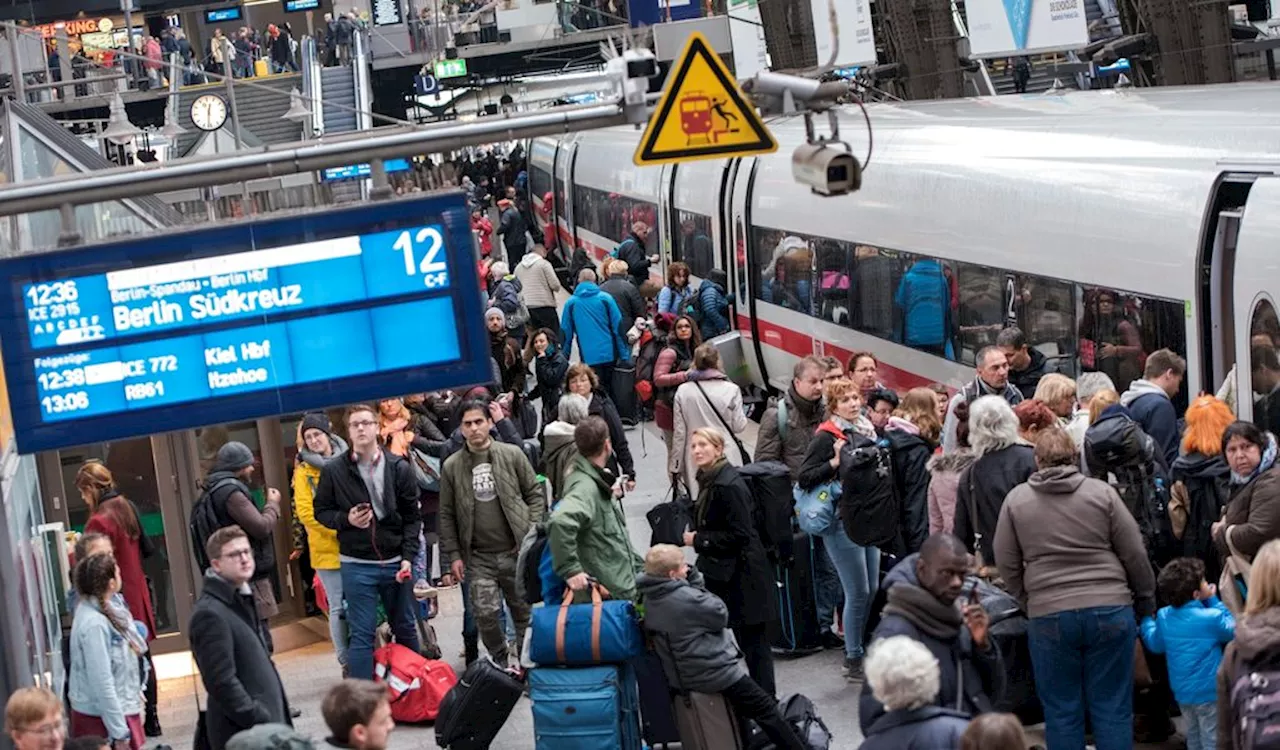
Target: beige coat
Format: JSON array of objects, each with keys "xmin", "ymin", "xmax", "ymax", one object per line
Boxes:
[{"xmin": 671, "ymin": 372, "xmax": 748, "ymax": 496}]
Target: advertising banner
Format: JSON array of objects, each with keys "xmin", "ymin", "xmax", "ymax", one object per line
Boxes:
[
  {"xmin": 810, "ymin": 0, "xmax": 876, "ymax": 68},
  {"xmin": 966, "ymin": 0, "xmax": 1088, "ymax": 58},
  {"xmin": 728, "ymin": 0, "xmax": 768, "ymax": 79}
]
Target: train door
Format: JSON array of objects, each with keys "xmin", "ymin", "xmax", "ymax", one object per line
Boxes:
[
  {"xmin": 657, "ymin": 163, "xmax": 677, "ymax": 278},
  {"xmin": 1229, "ymin": 177, "xmax": 1280, "ymax": 431},
  {"xmin": 1198, "ymin": 175, "xmax": 1258, "ymax": 395},
  {"xmin": 668, "ymin": 160, "xmax": 727, "ymax": 284},
  {"xmin": 553, "ymin": 140, "xmax": 577, "ymax": 251},
  {"xmin": 728, "ymin": 156, "xmax": 768, "ymax": 390}
]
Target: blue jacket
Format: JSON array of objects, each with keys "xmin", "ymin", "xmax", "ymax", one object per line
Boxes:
[
  {"xmin": 1140, "ymin": 596, "xmax": 1235, "ymax": 704},
  {"xmin": 658, "ymin": 284, "xmax": 695, "ymax": 316},
  {"xmin": 1120, "ymin": 379, "xmax": 1180, "ymax": 469},
  {"xmin": 69, "ymin": 600, "xmax": 143, "ymax": 740},
  {"xmin": 859, "ymin": 706, "xmax": 971, "ymax": 750},
  {"xmin": 561, "ymin": 282, "xmax": 629, "ymax": 367},
  {"xmin": 894, "ymin": 259, "xmax": 950, "ymax": 348},
  {"xmin": 698, "ymin": 279, "xmax": 732, "ymax": 339}
]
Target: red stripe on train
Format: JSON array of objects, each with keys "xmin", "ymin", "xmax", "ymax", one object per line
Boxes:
[{"xmin": 736, "ymin": 313, "xmax": 939, "ymax": 394}]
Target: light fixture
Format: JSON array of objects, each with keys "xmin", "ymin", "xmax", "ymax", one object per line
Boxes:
[
  {"xmin": 101, "ymin": 92, "xmax": 142, "ymax": 146},
  {"xmin": 282, "ymin": 87, "xmax": 311, "ymax": 123},
  {"xmin": 160, "ymin": 98, "xmax": 186, "ymax": 139}
]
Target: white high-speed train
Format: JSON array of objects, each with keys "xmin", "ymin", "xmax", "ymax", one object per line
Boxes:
[{"xmin": 527, "ymin": 83, "xmax": 1280, "ymax": 421}]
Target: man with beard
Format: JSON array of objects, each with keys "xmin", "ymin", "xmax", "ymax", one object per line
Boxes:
[{"xmin": 859, "ymin": 534, "xmax": 1002, "ymax": 733}]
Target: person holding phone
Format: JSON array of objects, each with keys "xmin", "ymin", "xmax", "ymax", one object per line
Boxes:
[
  {"xmin": 313, "ymin": 404, "xmax": 423, "ymax": 681},
  {"xmin": 859, "ymin": 533, "xmax": 1003, "ymax": 735}
]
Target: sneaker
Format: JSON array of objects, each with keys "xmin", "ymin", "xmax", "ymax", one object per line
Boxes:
[
  {"xmin": 820, "ymin": 631, "xmax": 845, "ymax": 650},
  {"xmin": 413, "ymin": 580, "xmax": 439, "ymax": 601},
  {"xmin": 843, "ymin": 658, "xmax": 864, "ymax": 683}
]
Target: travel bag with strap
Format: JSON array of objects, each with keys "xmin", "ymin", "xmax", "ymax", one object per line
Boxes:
[
  {"xmin": 373, "ymin": 643, "xmax": 458, "ymax": 723},
  {"xmin": 529, "ymin": 581, "xmax": 644, "ymax": 666}
]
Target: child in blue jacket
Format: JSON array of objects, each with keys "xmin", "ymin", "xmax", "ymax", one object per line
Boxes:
[{"xmin": 1140, "ymin": 557, "xmax": 1235, "ymax": 750}]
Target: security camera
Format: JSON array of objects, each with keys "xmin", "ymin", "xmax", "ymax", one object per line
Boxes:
[{"xmin": 792, "ymin": 143, "xmax": 861, "ymax": 197}]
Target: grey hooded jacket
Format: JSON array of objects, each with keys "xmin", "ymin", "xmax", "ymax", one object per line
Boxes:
[{"xmin": 635, "ymin": 567, "xmax": 747, "ymax": 694}]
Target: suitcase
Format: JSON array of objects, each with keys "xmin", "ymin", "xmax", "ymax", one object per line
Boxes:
[
  {"xmin": 434, "ymin": 657, "xmax": 524, "ymax": 750},
  {"xmin": 673, "ymin": 692, "xmax": 742, "ymax": 750},
  {"xmin": 633, "ymin": 650, "xmax": 680, "ymax": 748},
  {"xmin": 771, "ymin": 531, "xmax": 824, "ymax": 656},
  {"xmin": 254, "ymin": 58, "xmax": 269, "ymax": 77},
  {"xmin": 529, "ymin": 665, "xmax": 642, "ymax": 750}
]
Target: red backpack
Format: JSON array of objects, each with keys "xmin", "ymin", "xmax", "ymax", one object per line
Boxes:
[{"xmin": 373, "ymin": 643, "xmax": 458, "ymax": 723}]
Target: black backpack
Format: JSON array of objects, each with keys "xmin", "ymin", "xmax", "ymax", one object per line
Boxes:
[
  {"xmin": 838, "ymin": 436, "xmax": 899, "ymax": 549},
  {"xmin": 189, "ymin": 478, "xmax": 237, "ymax": 572},
  {"xmin": 1230, "ymin": 662, "xmax": 1280, "ymax": 750},
  {"xmin": 737, "ymin": 461, "xmax": 796, "ymax": 564},
  {"xmin": 779, "ymin": 693, "xmax": 832, "ymax": 750}
]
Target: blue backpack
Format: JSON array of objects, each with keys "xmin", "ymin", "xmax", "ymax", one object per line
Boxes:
[{"xmin": 794, "ymin": 481, "xmax": 839, "ymax": 537}]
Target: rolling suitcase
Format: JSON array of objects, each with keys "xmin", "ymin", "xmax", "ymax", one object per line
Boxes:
[
  {"xmin": 434, "ymin": 657, "xmax": 524, "ymax": 750},
  {"xmin": 529, "ymin": 665, "xmax": 642, "ymax": 750},
  {"xmin": 612, "ymin": 362, "xmax": 638, "ymax": 426},
  {"xmin": 771, "ymin": 531, "xmax": 823, "ymax": 656},
  {"xmin": 673, "ymin": 692, "xmax": 742, "ymax": 750}
]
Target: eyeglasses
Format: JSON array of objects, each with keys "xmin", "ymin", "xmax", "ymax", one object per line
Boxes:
[
  {"xmin": 349, "ymin": 420, "xmax": 378, "ymax": 429},
  {"xmin": 18, "ymin": 722, "xmax": 64, "ymax": 738},
  {"xmin": 220, "ymin": 548, "xmax": 253, "ymax": 561}
]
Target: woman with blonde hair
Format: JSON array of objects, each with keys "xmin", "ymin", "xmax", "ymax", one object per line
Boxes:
[
  {"xmin": 1217, "ymin": 539, "xmax": 1280, "ymax": 749},
  {"xmin": 681, "ymin": 427, "xmax": 780, "ymax": 696},
  {"xmin": 1088, "ymin": 388, "xmax": 1121, "ymax": 425},
  {"xmin": 1033, "ymin": 372, "xmax": 1077, "ymax": 423},
  {"xmin": 1171, "ymin": 396, "xmax": 1234, "ymax": 582},
  {"xmin": 75, "ymin": 462, "xmax": 159, "ymax": 737},
  {"xmin": 881, "ymin": 387, "xmax": 941, "ymax": 555},
  {"xmin": 6, "ymin": 687, "xmax": 64, "ymax": 750}
]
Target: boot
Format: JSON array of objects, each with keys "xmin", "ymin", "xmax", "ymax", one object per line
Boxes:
[
  {"xmin": 464, "ymin": 633, "xmax": 480, "ymax": 665},
  {"xmin": 144, "ymin": 711, "xmax": 162, "ymax": 738}
]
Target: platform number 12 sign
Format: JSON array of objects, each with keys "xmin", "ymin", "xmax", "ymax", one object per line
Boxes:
[{"xmin": 393, "ymin": 227, "xmax": 450, "ymax": 289}]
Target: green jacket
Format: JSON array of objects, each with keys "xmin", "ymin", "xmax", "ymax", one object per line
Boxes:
[
  {"xmin": 548, "ymin": 455, "xmax": 644, "ymax": 602},
  {"xmin": 439, "ymin": 441, "xmax": 545, "ymax": 566}
]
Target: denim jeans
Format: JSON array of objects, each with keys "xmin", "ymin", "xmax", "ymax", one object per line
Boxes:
[
  {"xmin": 810, "ymin": 535, "xmax": 842, "ymax": 636},
  {"xmin": 822, "ymin": 529, "xmax": 879, "ymax": 659},
  {"xmin": 1181, "ymin": 702, "xmax": 1216, "ymax": 750},
  {"xmin": 314, "ymin": 568, "xmax": 347, "ymax": 669},
  {"xmin": 342, "ymin": 561, "xmax": 419, "ymax": 680},
  {"xmin": 1027, "ymin": 605, "xmax": 1135, "ymax": 750}
]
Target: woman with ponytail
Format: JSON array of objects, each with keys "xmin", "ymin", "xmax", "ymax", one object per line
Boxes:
[
  {"xmin": 68, "ymin": 553, "xmax": 146, "ymax": 750},
  {"xmin": 75, "ymin": 463, "xmax": 159, "ymax": 737}
]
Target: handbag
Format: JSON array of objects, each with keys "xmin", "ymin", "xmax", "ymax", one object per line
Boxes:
[
  {"xmin": 529, "ymin": 582, "xmax": 643, "ymax": 666},
  {"xmin": 646, "ymin": 482, "xmax": 693, "ymax": 546},
  {"xmin": 1220, "ymin": 525, "xmax": 1252, "ymax": 615},
  {"xmin": 408, "ymin": 447, "xmax": 441, "ymax": 493},
  {"xmin": 795, "ymin": 481, "xmax": 840, "ymax": 537}
]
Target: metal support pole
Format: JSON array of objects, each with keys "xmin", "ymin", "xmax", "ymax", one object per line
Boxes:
[
  {"xmin": 121, "ymin": 0, "xmax": 137, "ymax": 89},
  {"xmin": 0, "ymin": 102, "xmax": 631, "ymax": 216},
  {"xmin": 56, "ymin": 28, "xmax": 72, "ymax": 102},
  {"xmin": 369, "ymin": 159, "xmax": 393, "ymax": 200},
  {"xmin": 7, "ymin": 26, "xmax": 25, "ymax": 103},
  {"xmin": 56, "ymin": 204, "xmax": 81, "ymax": 248},
  {"xmin": 222, "ymin": 37, "xmax": 251, "ymax": 212}
]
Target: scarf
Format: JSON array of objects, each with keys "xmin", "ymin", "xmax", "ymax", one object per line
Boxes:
[
  {"xmin": 883, "ymin": 583, "xmax": 963, "ymax": 640},
  {"xmin": 1233, "ymin": 433, "xmax": 1278, "ymax": 485},
  {"xmin": 694, "ymin": 456, "xmax": 730, "ymax": 527},
  {"xmin": 91, "ymin": 596, "xmax": 148, "ymax": 656},
  {"xmin": 831, "ymin": 414, "xmax": 878, "ymax": 441}
]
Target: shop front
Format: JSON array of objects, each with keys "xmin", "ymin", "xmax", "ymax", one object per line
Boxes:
[{"xmin": 34, "ymin": 16, "xmax": 144, "ymax": 61}]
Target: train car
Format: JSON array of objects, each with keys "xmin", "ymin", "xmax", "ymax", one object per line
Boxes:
[{"xmin": 528, "ymin": 83, "xmax": 1280, "ymax": 429}]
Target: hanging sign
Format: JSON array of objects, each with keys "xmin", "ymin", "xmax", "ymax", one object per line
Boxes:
[{"xmin": 966, "ymin": 0, "xmax": 1088, "ymax": 58}]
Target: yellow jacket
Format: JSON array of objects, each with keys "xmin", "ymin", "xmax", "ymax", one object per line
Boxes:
[{"xmin": 293, "ymin": 459, "xmax": 340, "ymax": 570}]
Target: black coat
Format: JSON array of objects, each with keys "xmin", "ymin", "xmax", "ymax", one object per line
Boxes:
[
  {"xmin": 1008, "ymin": 348, "xmax": 1056, "ymax": 400},
  {"xmin": 599, "ymin": 277, "xmax": 646, "ymax": 340},
  {"xmin": 859, "ymin": 555, "xmax": 1003, "ymax": 735},
  {"xmin": 616, "ymin": 233, "xmax": 651, "ymax": 285},
  {"xmin": 954, "ymin": 444, "xmax": 1036, "ymax": 564},
  {"xmin": 1171, "ymin": 451, "xmax": 1231, "ymax": 582},
  {"xmin": 190, "ymin": 574, "xmax": 290, "ymax": 750},
  {"xmin": 312, "ymin": 448, "xmax": 423, "ymax": 562},
  {"xmin": 531, "ymin": 350, "xmax": 569, "ymax": 425},
  {"xmin": 589, "ymin": 390, "xmax": 635, "ymax": 477},
  {"xmin": 885, "ymin": 427, "xmax": 932, "ymax": 557},
  {"xmin": 859, "ymin": 706, "xmax": 971, "ymax": 750},
  {"xmin": 691, "ymin": 463, "xmax": 778, "ymax": 628},
  {"xmin": 797, "ymin": 427, "xmax": 845, "ymax": 491}
]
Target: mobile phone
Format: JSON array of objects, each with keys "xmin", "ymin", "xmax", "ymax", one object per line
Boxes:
[
  {"xmin": 961, "ymin": 579, "xmax": 979, "ymax": 606},
  {"xmin": 356, "ymin": 502, "xmax": 372, "ymax": 513}
]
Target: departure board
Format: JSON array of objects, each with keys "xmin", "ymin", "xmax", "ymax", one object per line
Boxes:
[{"xmin": 0, "ymin": 193, "xmax": 490, "ymax": 454}]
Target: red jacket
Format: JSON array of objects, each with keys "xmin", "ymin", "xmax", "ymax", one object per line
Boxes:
[
  {"xmin": 86, "ymin": 506, "xmax": 156, "ymax": 641},
  {"xmin": 472, "ymin": 215, "xmax": 493, "ymax": 255}
]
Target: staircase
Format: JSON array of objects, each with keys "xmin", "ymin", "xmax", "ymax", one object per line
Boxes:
[
  {"xmin": 990, "ymin": 58, "xmax": 1067, "ymax": 94},
  {"xmin": 172, "ymin": 74, "xmax": 304, "ymax": 157}
]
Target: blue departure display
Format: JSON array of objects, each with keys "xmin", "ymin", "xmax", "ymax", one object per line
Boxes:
[
  {"xmin": 284, "ymin": 0, "xmax": 320, "ymax": 11},
  {"xmin": 321, "ymin": 158, "xmax": 411, "ymax": 183},
  {"xmin": 0, "ymin": 194, "xmax": 490, "ymax": 454},
  {"xmin": 205, "ymin": 7, "xmax": 243, "ymax": 22}
]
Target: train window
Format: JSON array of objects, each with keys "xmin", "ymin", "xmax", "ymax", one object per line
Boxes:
[
  {"xmin": 1249, "ymin": 299, "xmax": 1280, "ymax": 435},
  {"xmin": 674, "ymin": 210, "xmax": 715, "ymax": 278},
  {"xmin": 1078, "ymin": 286, "xmax": 1187, "ymax": 399},
  {"xmin": 953, "ymin": 262, "xmax": 1004, "ymax": 365},
  {"xmin": 755, "ymin": 228, "xmax": 814, "ymax": 315},
  {"xmin": 1012, "ymin": 275, "xmax": 1077, "ymax": 375},
  {"xmin": 570, "ymin": 184, "xmax": 657, "ymax": 249},
  {"xmin": 814, "ymin": 237, "xmax": 855, "ymax": 328},
  {"xmin": 852, "ymin": 246, "xmax": 902, "ymax": 341},
  {"xmin": 896, "ymin": 255, "xmax": 955, "ymax": 360},
  {"xmin": 555, "ymin": 174, "xmax": 568, "ymax": 223},
  {"xmin": 530, "ymin": 163, "xmax": 552, "ymax": 204}
]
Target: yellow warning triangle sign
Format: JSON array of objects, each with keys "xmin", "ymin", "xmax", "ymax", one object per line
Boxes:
[{"xmin": 634, "ymin": 32, "xmax": 777, "ymax": 166}]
